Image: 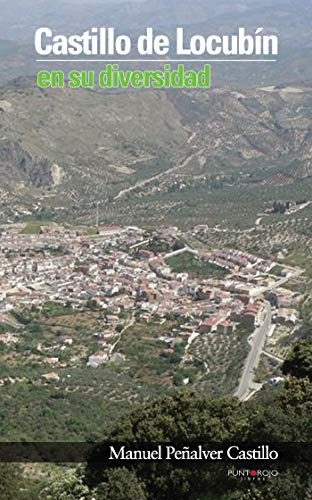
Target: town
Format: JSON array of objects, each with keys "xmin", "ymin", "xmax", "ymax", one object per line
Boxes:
[{"xmin": 0, "ymin": 222, "xmax": 304, "ymax": 400}]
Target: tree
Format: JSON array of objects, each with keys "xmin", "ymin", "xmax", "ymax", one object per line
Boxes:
[
  {"xmin": 94, "ymin": 468, "xmax": 147, "ymax": 500},
  {"xmin": 282, "ymin": 339, "xmax": 312, "ymax": 380},
  {"xmin": 39, "ymin": 336, "xmax": 312, "ymax": 500},
  {"xmin": 39, "ymin": 469, "xmax": 92, "ymax": 500},
  {"xmin": 247, "ymin": 376, "xmax": 312, "ymax": 442},
  {"xmin": 239, "ymin": 474, "xmax": 308, "ymax": 500},
  {"xmin": 86, "ymin": 299, "xmax": 98, "ymax": 311},
  {"xmin": 172, "ymin": 240, "xmax": 185, "ymax": 252},
  {"xmin": 280, "ymin": 376, "xmax": 312, "ymax": 412},
  {"xmin": 85, "ymin": 393, "xmax": 250, "ymax": 499},
  {"xmin": 0, "ymin": 464, "xmax": 23, "ymax": 500},
  {"xmin": 173, "ymin": 372, "xmax": 184, "ymax": 386}
]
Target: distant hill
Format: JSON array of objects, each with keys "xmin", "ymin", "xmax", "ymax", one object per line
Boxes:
[{"xmin": 0, "ymin": 0, "xmax": 311, "ymax": 87}]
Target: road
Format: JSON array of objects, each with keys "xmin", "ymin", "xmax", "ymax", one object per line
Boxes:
[
  {"xmin": 262, "ymin": 350, "xmax": 285, "ymax": 363},
  {"xmin": 109, "ymin": 317, "xmax": 135, "ymax": 356},
  {"xmin": 113, "ymin": 149, "xmax": 204, "ymax": 201},
  {"xmin": 234, "ymin": 302, "xmax": 272, "ymax": 401},
  {"xmin": 163, "ymin": 246, "xmax": 198, "ymax": 260},
  {"xmin": 172, "ymin": 232, "xmax": 301, "ymax": 399},
  {"xmin": 251, "ymin": 267, "xmax": 304, "ymax": 298}
]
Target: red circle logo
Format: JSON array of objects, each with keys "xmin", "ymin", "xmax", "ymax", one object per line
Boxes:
[{"xmin": 250, "ymin": 470, "xmax": 257, "ymax": 477}]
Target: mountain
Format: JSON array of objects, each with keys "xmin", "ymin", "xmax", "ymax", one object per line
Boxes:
[{"xmin": 0, "ymin": 77, "xmax": 312, "ymax": 227}]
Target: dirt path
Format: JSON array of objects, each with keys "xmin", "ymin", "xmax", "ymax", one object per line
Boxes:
[{"xmin": 114, "ymin": 149, "xmax": 204, "ymax": 201}]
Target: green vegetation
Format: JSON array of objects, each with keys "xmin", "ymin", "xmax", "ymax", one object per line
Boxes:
[
  {"xmin": 21, "ymin": 223, "xmax": 42, "ymax": 235},
  {"xmin": 0, "ymin": 338, "xmax": 311, "ymax": 499},
  {"xmin": 145, "ymin": 236, "xmax": 171, "ymax": 254},
  {"xmin": 282, "ymin": 339, "xmax": 312, "ymax": 380},
  {"xmin": 270, "ymin": 264, "xmax": 284, "ymax": 277},
  {"xmin": 89, "ymin": 469, "xmax": 147, "ymax": 500},
  {"xmin": 0, "ymin": 464, "xmax": 23, "ymax": 500},
  {"xmin": 0, "ymin": 305, "xmax": 250, "ymax": 440},
  {"xmin": 0, "ymin": 312, "xmax": 179, "ymax": 440},
  {"xmin": 2, "ymin": 78, "xmax": 312, "ymax": 230},
  {"xmin": 191, "ymin": 324, "xmax": 252, "ymax": 395},
  {"xmin": 117, "ymin": 319, "xmax": 189, "ymax": 382},
  {"xmin": 60, "ymin": 340, "xmax": 312, "ymax": 500},
  {"xmin": 167, "ymin": 252, "xmax": 228, "ymax": 279},
  {"xmin": 254, "ymin": 353, "xmax": 280, "ymax": 383}
]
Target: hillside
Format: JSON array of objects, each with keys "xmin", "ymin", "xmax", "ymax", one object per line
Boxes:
[{"xmin": 0, "ymin": 78, "xmax": 312, "ymax": 227}]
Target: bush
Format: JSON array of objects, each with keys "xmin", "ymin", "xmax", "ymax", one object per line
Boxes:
[{"xmin": 93, "ymin": 468, "xmax": 147, "ymax": 500}]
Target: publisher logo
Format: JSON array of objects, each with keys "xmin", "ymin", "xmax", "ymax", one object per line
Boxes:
[{"xmin": 228, "ymin": 469, "xmax": 279, "ymax": 481}]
